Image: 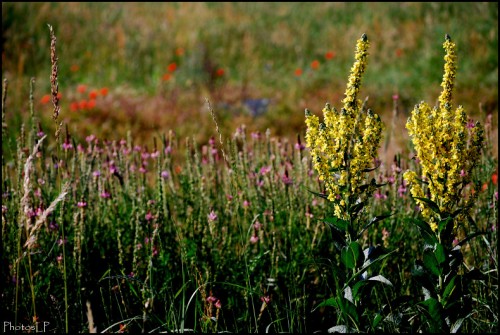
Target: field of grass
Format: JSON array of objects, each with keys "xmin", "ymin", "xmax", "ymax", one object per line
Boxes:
[{"xmin": 1, "ymin": 2, "xmax": 499, "ymax": 334}]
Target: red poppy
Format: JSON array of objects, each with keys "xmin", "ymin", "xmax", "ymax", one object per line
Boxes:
[
  {"xmin": 40, "ymin": 94, "xmax": 51, "ymax": 104},
  {"xmin": 311, "ymin": 60, "xmax": 320, "ymax": 70},
  {"xmin": 482, "ymin": 183, "xmax": 488, "ymax": 191},
  {"xmin": 492, "ymin": 173, "xmax": 498, "ymax": 185},
  {"xmin": 175, "ymin": 47, "xmax": 184, "ymax": 56},
  {"xmin": 215, "ymin": 68, "xmax": 225, "ymax": 77},
  {"xmin": 79, "ymin": 100, "xmax": 88, "ymax": 110},
  {"xmin": 57, "ymin": 92, "xmax": 62, "ymax": 99},
  {"xmin": 70, "ymin": 64, "xmax": 80, "ymax": 72},
  {"xmin": 294, "ymin": 68, "xmax": 303, "ymax": 76},
  {"xmin": 100, "ymin": 87, "xmax": 109, "ymax": 96},
  {"xmin": 162, "ymin": 73, "xmax": 172, "ymax": 81},
  {"xmin": 325, "ymin": 51, "xmax": 336, "ymax": 60},
  {"xmin": 70, "ymin": 102, "xmax": 79, "ymax": 112},
  {"xmin": 88, "ymin": 99, "xmax": 96, "ymax": 109},
  {"xmin": 77, "ymin": 84, "xmax": 87, "ymax": 94},
  {"xmin": 89, "ymin": 90, "xmax": 98, "ymax": 100},
  {"xmin": 167, "ymin": 62, "xmax": 177, "ymax": 72}
]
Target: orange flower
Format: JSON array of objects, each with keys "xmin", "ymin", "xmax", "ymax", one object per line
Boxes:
[
  {"xmin": 57, "ymin": 92, "xmax": 62, "ymax": 99},
  {"xmin": 88, "ymin": 99, "xmax": 96, "ymax": 109},
  {"xmin": 215, "ymin": 68, "xmax": 225, "ymax": 77},
  {"xmin": 100, "ymin": 87, "xmax": 109, "ymax": 96},
  {"xmin": 70, "ymin": 64, "xmax": 80, "ymax": 72},
  {"xmin": 294, "ymin": 68, "xmax": 302, "ymax": 76},
  {"xmin": 482, "ymin": 182, "xmax": 488, "ymax": 192},
  {"xmin": 79, "ymin": 100, "xmax": 88, "ymax": 110},
  {"xmin": 70, "ymin": 102, "xmax": 79, "ymax": 112},
  {"xmin": 167, "ymin": 62, "xmax": 177, "ymax": 72},
  {"xmin": 325, "ymin": 51, "xmax": 336, "ymax": 60},
  {"xmin": 175, "ymin": 47, "xmax": 184, "ymax": 56},
  {"xmin": 492, "ymin": 173, "xmax": 498, "ymax": 185},
  {"xmin": 311, "ymin": 60, "xmax": 320, "ymax": 70},
  {"xmin": 77, "ymin": 84, "xmax": 87, "ymax": 94},
  {"xmin": 89, "ymin": 90, "xmax": 98, "ymax": 100},
  {"xmin": 162, "ymin": 73, "xmax": 172, "ymax": 81},
  {"xmin": 175, "ymin": 165, "xmax": 182, "ymax": 174},
  {"xmin": 40, "ymin": 94, "xmax": 51, "ymax": 104}
]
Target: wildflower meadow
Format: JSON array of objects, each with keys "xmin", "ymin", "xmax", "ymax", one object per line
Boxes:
[{"xmin": 1, "ymin": 3, "xmax": 498, "ymax": 334}]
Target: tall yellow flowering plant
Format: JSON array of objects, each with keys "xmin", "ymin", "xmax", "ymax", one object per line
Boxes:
[
  {"xmin": 306, "ymin": 34, "xmax": 395, "ymax": 333},
  {"xmin": 403, "ymin": 35, "xmax": 487, "ymax": 333},
  {"xmin": 305, "ymin": 33, "xmax": 384, "ymax": 224},
  {"xmin": 403, "ymin": 34, "xmax": 484, "ymax": 234}
]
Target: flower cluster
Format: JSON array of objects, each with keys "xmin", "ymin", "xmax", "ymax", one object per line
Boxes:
[
  {"xmin": 403, "ymin": 34, "xmax": 484, "ymax": 231},
  {"xmin": 305, "ymin": 34, "xmax": 384, "ymax": 219}
]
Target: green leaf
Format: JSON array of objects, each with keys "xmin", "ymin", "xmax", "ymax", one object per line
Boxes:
[
  {"xmin": 405, "ymin": 218, "xmax": 437, "ymax": 245},
  {"xmin": 312, "ymin": 297, "xmax": 338, "ymax": 311},
  {"xmin": 423, "ymin": 249, "xmax": 442, "ymax": 276},
  {"xmin": 324, "ymin": 217, "xmax": 349, "ymax": 232},
  {"xmin": 345, "ymin": 248, "xmax": 399, "ymax": 287},
  {"xmin": 371, "ymin": 313, "xmax": 383, "ymax": 330},
  {"xmin": 413, "ymin": 196, "xmax": 441, "ymax": 215},
  {"xmin": 434, "ymin": 243, "xmax": 446, "ymax": 264},
  {"xmin": 337, "ymin": 297, "xmax": 360, "ymax": 327},
  {"xmin": 352, "ymin": 280, "xmax": 373, "ymax": 300},
  {"xmin": 419, "ymin": 297, "xmax": 444, "ymax": 331},
  {"xmin": 341, "ymin": 242, "xmax": 363, "ymax": 269},
  {"xmin": 442, "ymin": 275, "xmax": 457, "ymax": 307},
  {"xmin": 349, "ymin": 201, "xmax": 365, "ymax": 217}
]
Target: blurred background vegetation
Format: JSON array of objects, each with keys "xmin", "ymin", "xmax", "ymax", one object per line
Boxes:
[{"xmin": 2, "ymin": 2, "xmax": 498, "ymax": 156}]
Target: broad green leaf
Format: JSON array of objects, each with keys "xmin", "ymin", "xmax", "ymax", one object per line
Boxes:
[
  {"xmin": 434, "ymin": 243, "xmax": 446, "ymax": 264},
  {"xmin": 342, "ymin": 242, "xmax": 363, "ymax": 269},
  {"xmin": 405, "ymin": 218, "xmax": 437, "ymax": 245},
  {"xmin": 419, "ymin": 297, "xmax": 444, "ymax": 331},
  {"xmin": 313, "ymin": 297, "xmax": 338, "ymax": 311},
  {"xmin": 442, "ymin": 275, "xmax": 457, "ymax": 307},
  {"xmin": 413, "ymin": 196, "xmax": 441, "ymax": 215},
  {"xmin": 345, "ymin": 248, "xmax": 399, "ymax": 287},
  {"xmin": 352, "ymin": 280, "xmax": 372, "ymax": 300},
  {"xmin": 324, "ymin": 217, "xmax": 349, "ymax": 232},
  {"xmin": 371, "ymin": 313, "xmax": 383, "ymax": 330},
  {"xmin": 423, "ymin": 249, "xmax": 441, "ymax": 276},
  {"xmin": 337, "ymin": 297, "xmax": 360, "ymax": 327}
]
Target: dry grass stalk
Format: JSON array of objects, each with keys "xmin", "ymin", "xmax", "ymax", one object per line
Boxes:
[{"xmin": 24, "ymin": 182, "xmax": 70, "ymax": 249}]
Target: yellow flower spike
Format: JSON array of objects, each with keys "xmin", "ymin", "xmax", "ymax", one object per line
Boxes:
[
  {"xmin": 304, "ymin": 34, "xmax": 383, "ymax": 221},
  {"xmin": 405, "ymin": 34, "xmax": 485, "ymax": 232}
]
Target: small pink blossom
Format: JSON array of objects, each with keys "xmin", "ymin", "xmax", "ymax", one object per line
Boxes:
[
  {"xmin": 161, "ymin": 170, "xmax": 170, "ymax": 179},
  {"xmin": 77, "ymin": 201, "xmax": 87, "ymax": 208},
  {"xmin": 243, "ymin": 200, "xmax": 250, "ymax": 208},
  {"xmin": 215, "ymin": 300, "xmax": 221, "ymax": 309},
  {"xmin": 57, "ymin": 255, "xmax": 63, "ymax": 264},
  {"xmin": 93, "ymin": 170, "xmax": 101, "ymax": 177},
  {"xmin": 207, "ymin": 296, "xmax": 217, "ymax": 303},
  {"xmin": 100, "ymin": 191, "xmax": 111, "ymax": 199},
  {"xmin": 208, "ymin": 210, "xmax": 218, "ymax": 222},
  {"xmin": 260, "ymin": 296, "xmax": 270, "ymax": 304},
  {"xmin": 86, "ymin": 134, "xmax": 96, "ymax": 143},
  {"xmin": 253, "ymin": 221, "xmax": 262, "ymax": 230},
  {"xmin": 62, "ymin": 141, "xmax": 73, "ymax": 151},
  {"xmin": 250, "ymin": 235, "xmax": 259, "ymax": 244},
  {"xmin": 145, "ymin": 212, "xmax": 153, "ymax": 221},
  {"xmin": 260, "ymin": 166, "xmax": 271, "ymax": 175}
]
